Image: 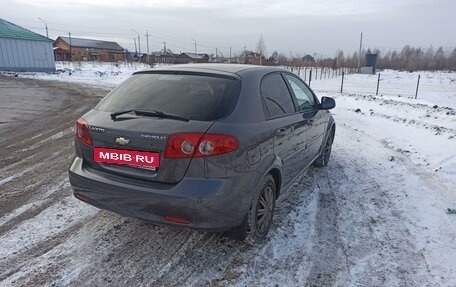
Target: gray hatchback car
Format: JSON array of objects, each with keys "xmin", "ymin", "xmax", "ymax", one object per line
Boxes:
[{"xmin": 69, "ymin": 64, "xmax": 335, "ymax": 242}]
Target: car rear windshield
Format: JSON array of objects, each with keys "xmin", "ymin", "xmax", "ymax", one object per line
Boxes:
[{"xmin": 95, "ymin": 72, "xmax": 241, "ymax": 121}]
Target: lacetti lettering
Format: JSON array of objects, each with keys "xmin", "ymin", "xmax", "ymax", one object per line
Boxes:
[
  {"xmin": 94, "ymin": 147, "xmax": 159, "ymax": 167},
  {"xmin": 89, "ymin": 126, "xmax": 106, "ymax": 133}
]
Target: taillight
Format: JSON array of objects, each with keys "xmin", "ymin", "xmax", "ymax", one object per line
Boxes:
[
  {"xmin": 164, "ymin": 133, "xmax": 238, "ymax": 158},
  {"xmin": 75, "ymin": 118, "xmax": 92, "ymax": 146},
  {"xmin": 164, "ymin": 133, "xmax": 203, "ymax": 158},
  {"xmin": 197, "ymin": 134, "xmax": 238, "ymax": 157}
]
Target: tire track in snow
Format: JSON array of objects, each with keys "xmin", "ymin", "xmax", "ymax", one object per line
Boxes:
[
  {"xmin": 0, "ymin": 174, "xmax": 69, "ymax": 236},
  {"xmin": 304, "ymin": 168, "xmax": 348, "ymax": 287},
  {"xmin": 327, "ymin": 124, "xmax": 436, "ymax": 286},
  {"xmin": 0, "ymin": 149, "xmax": 73, "ymax": 218},
  {"xmin": 212, "ymin": 173, "xmax": 320, "ymax": 286}
]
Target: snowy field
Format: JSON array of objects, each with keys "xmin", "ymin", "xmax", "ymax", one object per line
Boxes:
[
  {"xmin": 11, "ymin": 61, "xmax": 154, "ymax": 88},
  {"xmin": 1, "ymin": 63, "xmax": 456, "ymax": 286}
]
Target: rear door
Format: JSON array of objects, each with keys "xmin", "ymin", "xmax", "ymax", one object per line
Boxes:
[
  {"xmin": 260, "ymin": 72, "xmax": 305, "ymax": 185},
  {"xmin": 283, "ymin": 73, "xmax": 326, "ymax": 164}
]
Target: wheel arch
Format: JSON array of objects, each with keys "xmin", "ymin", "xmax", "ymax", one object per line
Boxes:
[
  {"xmin": 319, "ymin": 120, "xmax": 336, "ymax": 153},
  {"xmin": 268, "ymin": 168, "xmax": 282, "ymax": 198},
  {"xmin": 330, "ymin": 122, "xmax": 336, "ymax": 137}
]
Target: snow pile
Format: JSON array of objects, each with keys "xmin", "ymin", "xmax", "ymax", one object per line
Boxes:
[{"xmin": 7, "ymin": 61, "xmax": 161, "ymax": 88}]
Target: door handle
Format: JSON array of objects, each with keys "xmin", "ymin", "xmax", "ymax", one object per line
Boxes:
[
  {"xmin": 276, "ymin": 128, "xmax": 287, "ymax": 137},
  {"xmin": 305, "ymin": 119, "xmax": 314, "ymax": 126}
]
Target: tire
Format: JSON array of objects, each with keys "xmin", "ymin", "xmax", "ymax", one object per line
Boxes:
[
  {"xmin": 227, "ymin": 174, "xmax": 277, "ymax": 243},
  {"xmin": 314, "ymin": 127, "xmax": 334, "ymax": 167}
]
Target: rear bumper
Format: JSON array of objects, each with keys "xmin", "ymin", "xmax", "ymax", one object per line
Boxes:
[{"xmin": 68, "ymin": 156, "xmax": 250, "ymax": 231}]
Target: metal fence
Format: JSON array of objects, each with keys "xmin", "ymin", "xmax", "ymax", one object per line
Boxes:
[{"xmin": 284, "ymin": 66, "xmax": 426, "ymax": 99}]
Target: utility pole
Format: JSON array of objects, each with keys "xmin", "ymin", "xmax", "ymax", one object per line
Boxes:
[
  {"xmin": 132, "ymin": 29, "xmax": 140, "ymax": 55},
  {"xmin": 190, "ymin": 37, "xmax": 197, "ymax": 54},
  {"xmin": 230, "ymin": 46, "xmax": 232, "ymax": 62},
  {"xmin": 163, "ymin": 42, "xmax": 167, "ymax": 64},
  {"xmin": 38, "ymin": 17, "xmax": 48, "ymax": 38},
  {"xmin": 226, "ymin": 43, "xmax": 232, "ymax": 63},
  {"xmin": 145, "ymin": 30, "xmax": 150, "ymax": 64},
  {"xmin": 357, "ymin": 32, "xmax": 363, "ymax": 72},
  {"xmin": 215, "ymin": 48, "xmax": 218, "ymax": 62},
  {"xmin": 133, "ymin": 37, "xmax": 137, "ymax": 54},
  {"xmin": 68, "ymin": 32, "xmax": 72, "ymax": 62}
]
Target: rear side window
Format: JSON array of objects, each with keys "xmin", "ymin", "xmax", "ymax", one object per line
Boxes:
[
  {"xmin": 96, "ymin": 73, "xmax": 241, "ymax": 121},
  {"xmin": 260, "ymin": 73, "xmax": 296, "ymax": 118}
]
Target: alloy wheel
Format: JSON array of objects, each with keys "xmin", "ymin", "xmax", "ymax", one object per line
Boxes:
[{"xmin": 256, "ymin": 185, "xmax": 275, "ymax": 234}]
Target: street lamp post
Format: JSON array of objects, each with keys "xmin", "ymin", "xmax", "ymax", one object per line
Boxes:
[
  {"xmin": 145, "ymin": 30, "xmax": 150, "ymax": 65},
  {"xmin": 38, "ymin": 17, "xmax": 49, "ymax": 38}
]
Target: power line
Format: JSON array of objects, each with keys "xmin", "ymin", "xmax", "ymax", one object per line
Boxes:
[{"xmin": 18, "ymin": 21, "xmax": 281, "ymax": 55}]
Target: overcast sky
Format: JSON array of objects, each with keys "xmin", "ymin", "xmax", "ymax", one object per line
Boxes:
[{"xmin": 2, "ymin": 0, "xmax": 455, "ymax": 57}]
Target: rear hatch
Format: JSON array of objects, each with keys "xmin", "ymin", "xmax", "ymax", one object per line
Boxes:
[{"xmin": 76, "ymin": 71, "xmax": 240, "ymax": 184}]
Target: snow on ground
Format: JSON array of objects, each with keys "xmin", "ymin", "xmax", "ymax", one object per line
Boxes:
[
  {"xmin": 319, "ymin": 92, "xmax": 456, "ymax": 286},
  {"xmin": 308, "ymin": 70, "xmax": 456, "ymax": 286},
  {"xmin": 308, "ymin": 69, "xmax": 456, "ymax": 109},
  {"xmin": 0, "ymin": 65, "xmax": 456, "ymax": 286},
  {"xmin": 5, "ymin": 61, "xmax": 156, "ymax": 88},
  {"xmin": 11, "ymin": 62, "xmax": 456, "ymax": 108}
]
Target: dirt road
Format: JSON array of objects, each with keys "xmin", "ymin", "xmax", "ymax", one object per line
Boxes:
[{"xmin": 0, "ymin": 77, "xmax": 454, "ymax": 286}]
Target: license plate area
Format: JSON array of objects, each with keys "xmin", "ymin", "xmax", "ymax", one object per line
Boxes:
[{"xmin": 94, "ymin": 147, "xmax": 160, "ymax": 168}]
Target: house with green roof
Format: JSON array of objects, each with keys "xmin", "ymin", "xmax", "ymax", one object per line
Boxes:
[{"xmin": 0, "ymin": 18, "xmax": 55, "ymax": 72}]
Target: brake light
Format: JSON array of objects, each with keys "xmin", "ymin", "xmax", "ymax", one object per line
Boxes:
[
  {"xmin": 164, "ymin": 133, "xmax": 238, "ymax": 158},
  {"xmin": 75, "ymin": 118, "xmax": 92, "ymax": 146},
  {"xmin": 74, "ymin": 192, "xmax": 90, "ymax": 202}
]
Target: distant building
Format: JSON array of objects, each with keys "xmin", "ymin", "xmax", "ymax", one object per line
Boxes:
[
  {"xmin": 53, "ymin": 36, "xmax": 125, "ymax": 62},
  {"xmin": 151, "ymin": 49, "xmax": 179, "ymax": 64},
  {"xmin": 177, "ymin": 53, "xmax": 209, "ymax": 64},
  {"xmin": 302, "ymin": 54, "xmax": 315, "ymax": 64},
  {"xmin": 238, "ymin": 50, "xmax": 267, "ymax": 65},
  {"xmin": 125, "ymin": 52, "xmax": 148, "ymax": 63},
  {"xmin": 0, "ymin": 18, "xmax": 55, "ymax": 72},
  {"xmin": 209, "ymin": 54, "xmax": 228, "ymax": 63}
]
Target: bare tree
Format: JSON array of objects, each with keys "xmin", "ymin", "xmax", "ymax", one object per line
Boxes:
[
  {"xmin": 335, "ymin": 50, "xmax": 345, "ymax": 67},
  {"xmin": 434, "ymin": 46, "xmax": 445, "ymax": 70},
  {"xmin": 240, "ymin": 43, "xmax": 456, "ymax": 71},
  {"xmin": 256, "ymin": 34, "xmax": 267, "ymax": 64},
  {"xmin": 278, "ymin": 52, "xmax": 288, "ymax": 66},
  {"xmin": 450, "ymin": 48, "xmax": 456, "ymax": 71}
]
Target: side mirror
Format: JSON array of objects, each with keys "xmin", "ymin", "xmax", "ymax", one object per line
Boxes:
[{"xmin": 319, "ymin": 97, "xmax": 336, "ymax": 110}]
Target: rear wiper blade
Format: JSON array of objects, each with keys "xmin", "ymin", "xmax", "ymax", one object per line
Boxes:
[
  {"xmin": 110, "ymin": 109, "xmax": 135, "ymax": 119},
  {"xmin": 110, "ymin": 109, "xmax": 189, "ymax": 122},
  {"xmin": 135, "ymin": 110, "xmax": 190, "ymax": 122}
]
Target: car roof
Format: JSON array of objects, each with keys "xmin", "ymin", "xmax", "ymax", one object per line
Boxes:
[{"xmin": 134, "ymin": 63, "xmax": 285, "ymax": 77}]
